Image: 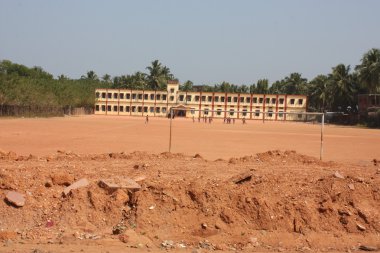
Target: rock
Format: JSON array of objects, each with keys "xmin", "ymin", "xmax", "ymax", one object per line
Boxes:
[
  {"xmin": 98, "ymin": 178, "xmax": 141, "ymax": 192},
  {"xmin": 133, "ymin": 175, "xmax": 147, "ymax": 183},
  {"xmin": 161, "ymin": 240, "xmax": 174, "ymax": 249},
  {"xmin": 51, "ymin": 173, "xmax": 74, "ymax": 186},
  {"xmin": 194, "ymin": 154, "xmax": 203, "ymax": 159},
  {"xmin": 356, "ymin": 223, "xmax": 366, "ymax": 231},
  {"xmin": 112, "ymin": 224, "xmax": 127, "ymax": 235},
  {"xmin": 348, "ymin": 183, "xmax": 355, "ymax": 190},
  {"xmin": 63, "ymin": 178, "xmax": 89, "ymax": 196},
  {"xmin": 201, "ymin": 223, "xmax": 208, "ymax": 229},
  {"xmin": 5, "ymin": 191, "xmax": 25, "ymax": 207},
  {"xmin": 118, "ymin": 234, "xmax": 129, "ymax": 243},
  {"xmin": 44, "ymin": 180, "xmax": 53, "ymax": 188},
  {"xmin": 359, "ymin": 245, "xmax": 378, "ymax": 251},
  {"xmin": 334, "ymin": 171, "xmax": 345, "ymax": 179},
  {"xmin": 230, "ymin": 171, "xmax": 252, "ymax": 184}
]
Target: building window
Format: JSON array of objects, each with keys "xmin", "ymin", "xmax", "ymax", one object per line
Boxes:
[
  {"xmin": 102, "ymin": 92, "xmax": 106, "ymax": 99},
  {"xmin": 170, "ymin": 96, "xmax": 174, "ymax": 101},
  {"xmin": 204, "ymin": 109, "xmax": 209, "ymax": 115},
  {"xmin": 298, "ymin": 99, "xmax": 303, "ymax": 105},
  {"xmin": 138, "ymin": 94, "xmax": 143, "ymax": 100},
  {"xmin": 157, "ymin": 94, "xmax": 161, "ymax": 100},
  {"xmin": 279, "ymin": 111, "xmax": 283, "ymax": 117},
  {"xmin": 107, "ymin": 93, "xmax": 112, "ymax": 99},
  {"xmin": 113, "ymin": 105, "xmax": 118, "ymax": 111},
  {"xmin": 191, "ymin": 109, "xmax": 195, "ymax": 114},
  {"xmin": 201, "ymin": 96, "xmax": 206, "ymax": 102},
  {"xmin": 150, "ymin": 94, "xmax": 155, "ymax": 100},
  {"xmin": 170, "ymin": 88, "xmax": 175, "ymax": 93},
  {"xmin": 156, "ymin": 107, "xmax": 160, "ymax": 113},
  {"xmin": 120, "ymin": 93, "xmax": 124, "ymax": 99},
  {"xmin": 279, "ymin": 98, "xmax": 284, "ymax": 104},
  {"xmin": 229, "ymin": 109, "xmax": 234, "ymax": 116},
  {"xmin": 162, "ymin": 107, "xmax": 167, "ymax": 113},
  {"xmin": 107, "ymin": 105, "xmax": 111, "ymax": 111},
  {"xmin": 242, "ymin": 109, "xmax": 247, "ymax": 116},
  {"xmin": 271, "ymin": 98, "xmax": 276, "ymax": 104},
  {"xmin": 162, "ymin": 94, "xmax": 167, "ymax": 100},
  {"xmin": 132, "ymin": 106, "xmax": 136, "ymax": 112},
  {"xmin": 255, "ymin": 110, "xmax": 260, "ymax": 117},
  {"xmin": 217, "ymin": 109, "xmax": 222, "ymax": 115},
  {"xmin": 119, "ymin": 106, "xmax": 124, "ymax": 112},
  {"xmin": 113, "ymin": 93, "xmax": 118, "ymax": 99},
  {"xmin": 101, "ymin": 105, "xmax": 106, "ymax": 111},
  {"xmin": 179, "ymin": 95, "xmax": 184, "ymax": 101},
  {"xmin": 290, "ymin": 99, "xmax": 295, "ymax": 105},
  {"xmin": 208, "ymin": 96, "xmax": 212, "ymax": 102},
  {"xmin": 221, "ymin": 97, "xmax": 225, "ymax": 102},
  {"xmin": 233, "ymin": 97, "xmax": 238, "ymax": 103},
  {"xmin": 96, "ymin": 92, "xmax": 100, "ymax": 98},
  {"xmin": 228, "ymin": 97, "xmax": 232, "ymax": 103},
  {"xmin": 150, "ymin": 107, "xmax": 154, "ymax": 113},
  {"xmin": 268, "ymin": 110, "xmax": 273, "ymax": 117},
  {"xmin": 246, "ymin": 97, "xmax": 251, "ymax": 103},
  {"xmin": 126, "ymin": 106, "xmax": 130, "ymax": 112},
  {"xmin": 195, "ymin": 96, "xmax": 199, "ymax": 102},
  {"xmin": 126, "ymin": 94, "xmax": 130, "ymax": 99},
  {"xmin": 132, "ymin": 94, "xmax": 136, "ymax": 99},
  {"xmin": 144, "ymin": 106, "xmax": 148, "ymax": 113},
  {"xmin": 266, "ymin": 98, "xmax": 270, "ymax": 104},
  {"xmin": 240, "ymin": 97, "xmax": 244, "ymax": 103},
  {"xmin": 144, "ymin": 94, "xmax": 148, "ymax": 100},
  {"xmin": 186, "ymin": 95, "xmax": 192, "ymax": 101},
  {"xmin": 214, "ymin": 96, "xmax": 219, "ymax": 102},
  {"xmin": 95, "ymin": 105, "xmax": 100, "ymax": 111},
  {"xmin": 259, "ymin": 98, "xmax": 263, "ymax": 103},
  {"xmin": 253, "ymin": 97, "xmax": 258, "ymax": 103},
  {"xmin": 138, "ymin": 106, "xmax": 142, "ymax": 112}
]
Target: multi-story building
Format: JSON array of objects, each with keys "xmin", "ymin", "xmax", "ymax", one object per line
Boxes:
[{"xmin": 95, "ymin": 80, "xmax": 307, "ymax": 120}]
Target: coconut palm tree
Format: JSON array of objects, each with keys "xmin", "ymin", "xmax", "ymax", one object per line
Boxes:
[
  {"xmin": 180, "ymin": 80, "xmax": 194, "ymax": 91},
  {"xmin": 308, "ymin": 75, "xmax": 330, "ymax": 112},
  {"xmin": 328, "ymin": 64, "xmax": 356, "ymax": 111},
  {"xmin": 355, "ymin": 48, "xmax": 380, "ymax": 93},
  {"xmin": 146, "ymin": 60, "xmax": 173, "ymax": 90},
  {"xmin": 283, "ymin": 73, "xmax": 308, "ymax": 95}
]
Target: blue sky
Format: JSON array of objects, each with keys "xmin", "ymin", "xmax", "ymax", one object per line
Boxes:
[{"xmin": 0, "ymin": 0, "xmax": 379, "ymax": 85}]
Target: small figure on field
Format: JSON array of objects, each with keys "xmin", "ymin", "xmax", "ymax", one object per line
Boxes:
[
  {"xmin": 242, "ymin": 118, "xmax": 246, "ymax": 124},
  {"xmin": 145, "ymin": 115, "xmax": 149, "ymax": 124}
]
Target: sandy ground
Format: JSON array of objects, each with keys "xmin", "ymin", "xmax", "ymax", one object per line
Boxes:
[
  {"xmin": 0, "ymin": 116, "xmax": 379, "ymax": 253},
  {"xmin": 0, "ymin": 115, "xmax": 379, "ymax": 164}
]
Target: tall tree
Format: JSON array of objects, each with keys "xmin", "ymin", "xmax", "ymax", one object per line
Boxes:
[
  {"xmin": 328, "ymin": 64, "xmax": 356, "ymax": 111},
  {"xmin": 81, "ymin": 70, "xmax": 99, "ymax": 81},
  {"xmin": 308, "ymin": 75, "xmax": 329, "ymax": 112},
  {"xmin": 283, "ymin": 73, "xmax": 308, "ymax": 95},
  {"xmin": 256, "ymin": 79, "xmax": 269, "ymax": 94},
  {"xmin": 146, "ymin": 60, "xmax": 174, "ymax": 90},
  {"xmin": 180, "ymin": 80, "xmax": 194, "ymax": 91},
  {"xmin": 355, "ymin": 48, "xmax": 380, "ymax": 93}
]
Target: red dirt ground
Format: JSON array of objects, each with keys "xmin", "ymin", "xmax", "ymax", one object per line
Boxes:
[
  {"xmin": 0, "ymin": 116, "xmax": 379, "ymax": 252},
  {"xmin": 0, "ymin": 115, "xmax": 379, "ymax": 164}
]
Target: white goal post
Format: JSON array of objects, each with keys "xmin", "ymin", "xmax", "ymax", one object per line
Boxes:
[{"xmin": 168, "ymin": 107, "xmax": 325, "ymax": 160}]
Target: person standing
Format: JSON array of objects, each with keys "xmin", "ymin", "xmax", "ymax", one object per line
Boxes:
[{"xmin": 145, "ymin": 115, "xmax": 149, "ymax": 124}]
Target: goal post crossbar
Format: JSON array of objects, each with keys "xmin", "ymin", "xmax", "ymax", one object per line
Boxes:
[{"xmin": 168, "ymin": 108, "xmax": 325, "ymax": 160}]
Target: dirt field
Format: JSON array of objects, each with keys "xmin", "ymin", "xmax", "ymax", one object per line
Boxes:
[
  {"xmin": 0, "ymin": 115, "xmax": 379, "ymax": 164},
  {"xmin": 0, "ymin": 116, "xmax": 379, "ymax": 252}
]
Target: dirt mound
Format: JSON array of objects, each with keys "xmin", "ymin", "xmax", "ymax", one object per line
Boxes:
[{"xmin": 0, "ymin": 150, "xmax": 379, "ymax": 252}]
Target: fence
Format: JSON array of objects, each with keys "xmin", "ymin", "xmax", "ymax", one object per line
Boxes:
[{"xmin": 0, "ymin": 105, "xmax": 94, "ymax": 117}]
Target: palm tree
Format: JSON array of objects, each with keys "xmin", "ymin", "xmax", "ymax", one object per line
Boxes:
[
  {"xmin": 328, "ymin": 64, "xmax": 356, "ymax": 111},
  {"xmin": 355, "ymin": 48, "xmax": 380, "ymax": 93},
  {"xmin": 180, "ymin": 80, "xmax": 194, "ymax": 91},
  {"xmin": 308, "ymin": 75, "xmax": 329, "ymax": 112},
  {"xmin": 146, "ymin": 60, "xmax": 173, "ymax": 90},
  {"xmin": 102, "ymin": 74, "xmax": 111, "ymax": 83},
  {"xmin": 81, "ymin": 70, "xmax": 98, "ymax": 81}
]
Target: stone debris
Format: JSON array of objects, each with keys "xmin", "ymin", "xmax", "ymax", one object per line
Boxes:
[
  {"xmin": 98, "ymin": 178, "xmax": 141, "ymax": 192},
  {"xmin": 5, "ymin": 191, "xmax": 25, "ymax": 207},
  {"xmin": 161, "ymin": 240, "xmax": 175, "ymax": 249},
  {"xmin": 348, "ymin": 183, "xmax": 355, "ymax": 190},
  {"xmin": 118, "ymin": 234, "xmax": 129, "ymax": 243},
  {"xmin": 230, "ymin": 171, "xmax": 252, "ymax": 184},
  {"xmin": 133, "ymin": 175, "xmax": 147, "ymax": 183},
  {"xmin": 359, "ymin": 245, "xmax": 378, "ymax": 251},
  {"xmin": 112, "ymin": 224, "xmax": 127, "ymax": 235},
  {"xmin": 63, "ymin": 178, "xmax": 89, "ymax": 196},
  {"xmin": 334, "ymin": 171, "xmax": 345, "ymax": 179},
  {"xmin": 356, "ymin": 223, "xmax": 366, "ymax": 231}
]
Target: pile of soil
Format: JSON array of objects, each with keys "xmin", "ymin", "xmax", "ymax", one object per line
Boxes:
[{"xmin": 0, "ymin": 149, "xmax": 379, "ymax": 252}]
